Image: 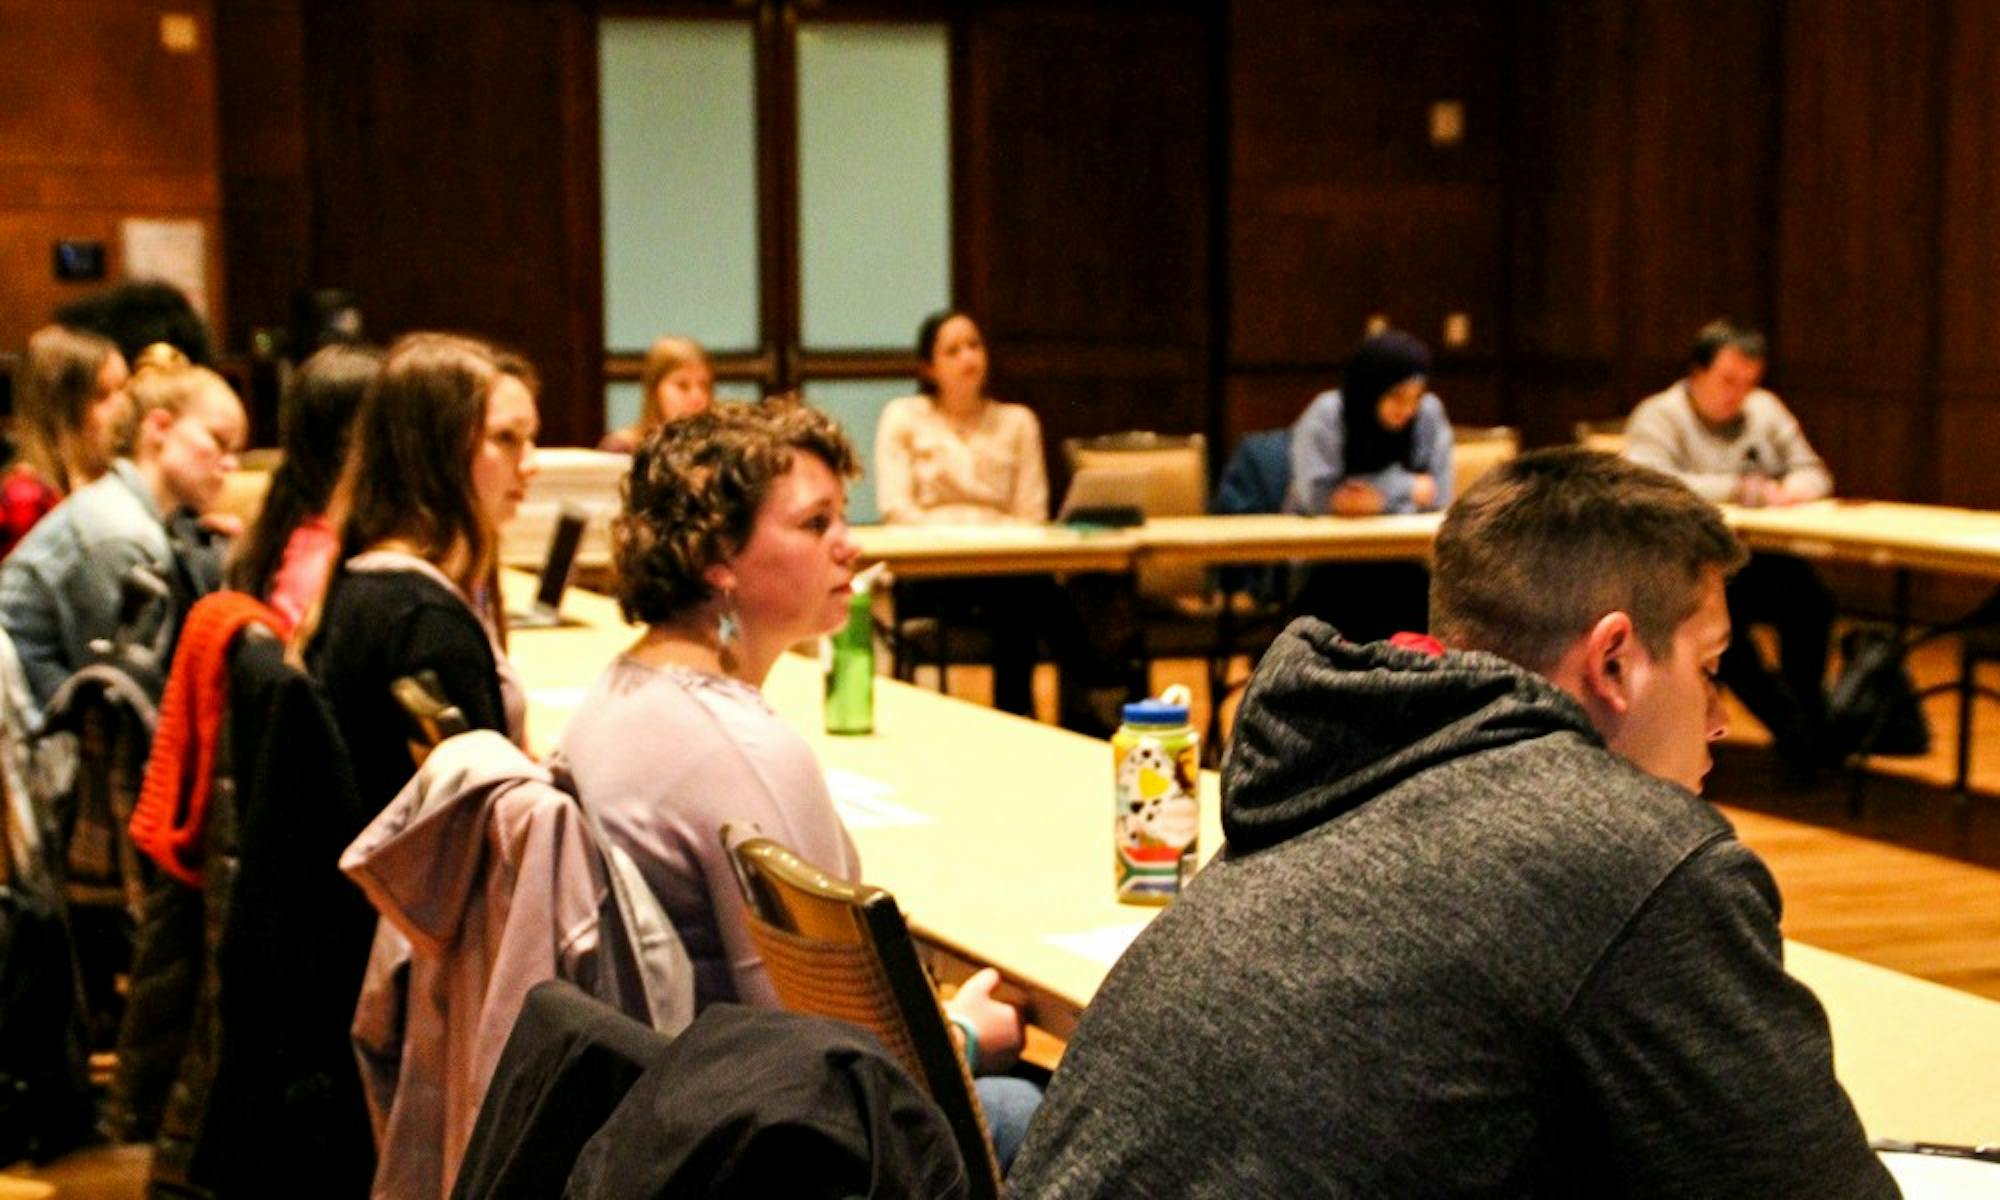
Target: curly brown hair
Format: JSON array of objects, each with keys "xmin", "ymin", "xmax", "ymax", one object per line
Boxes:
[{"xmin": 615, "ymin": 400, "xmax": 859, "ymax": 625}]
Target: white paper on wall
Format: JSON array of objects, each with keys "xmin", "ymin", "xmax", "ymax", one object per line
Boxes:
[{"xmin": 120, "ymin": 218, "xmax": 209, "ymax": 316}]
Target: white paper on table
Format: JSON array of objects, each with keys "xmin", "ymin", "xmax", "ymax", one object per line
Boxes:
[
  {"xmin": 1877, "ymin": 1151, "xmax": 2000, "ymax": 1199},
  {"xmin": 120, "ymin": 218, "xmax": 209, "ymax": 316},
  {"xmin": 824, "ymin": 767, "xmax": 930, "ymax": 828},
  {"xmin": 1045, "ymin": 922, "xmax": 1151, "ymax": 967}
]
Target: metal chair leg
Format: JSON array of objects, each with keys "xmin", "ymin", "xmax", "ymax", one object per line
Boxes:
[{"xmin": 1957, "ymin": 639, "xmax": 1976, "ymax": 797}]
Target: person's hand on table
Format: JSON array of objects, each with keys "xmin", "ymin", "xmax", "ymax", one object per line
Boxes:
[
  {"xmin": 1763, "ymin": 478, "xmax": 1812, "ymax": 507},
  {"xmin": 1408, "ymin": 473, "xmax": 1437, "ymax": 510},
  {"xmin": 1736, "ymin": 474, "xmax": 1810, "ymax": 508},
  {"xmin": 944, "ymin": 967, "xmax": 1024, "ymax": 1073},
  {"xmin": 1331, "ymin": 480, "xmax": 1385, "ymax": 517}
]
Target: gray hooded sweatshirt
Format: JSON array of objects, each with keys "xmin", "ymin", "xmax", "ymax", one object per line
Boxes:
[{"xmin": 1008, "ymin": 620, "xmax": 1894, "ymax": 1198}]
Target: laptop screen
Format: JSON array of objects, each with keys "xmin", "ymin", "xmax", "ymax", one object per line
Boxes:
[
  {"xmin": 534, "ymin": 504, "xmax": 588, "ymax": 611},
  {"xmin": 1055, "ymin": 465, "xmax": 1152, "ymax": 523}
]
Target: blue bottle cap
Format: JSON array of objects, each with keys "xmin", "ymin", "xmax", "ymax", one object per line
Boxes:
[{"xmin": 1121, "ymin": 697, "xmax": 1189, "ymax": 725}]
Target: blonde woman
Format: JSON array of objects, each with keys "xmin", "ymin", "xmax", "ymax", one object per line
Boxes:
[
  {"xmin": 599, "ymin": 334, "xmax": 714, "ymax": 453},
  {"xmin": 0, "ymin": 343, "xmax": 243, "ymax": 707}
]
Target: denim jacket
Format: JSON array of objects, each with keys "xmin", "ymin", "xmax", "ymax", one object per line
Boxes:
[{"xmin": 0, "ymin": 459, "xmax": 172, "ymax": 715}]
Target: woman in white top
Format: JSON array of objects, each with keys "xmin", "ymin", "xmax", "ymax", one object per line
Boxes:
[
  {"xmin": 874, "ymin": 312, "xmax": 1127, "ymax": 730},
  {"xmin": 876, "ymin": 311, "xmax": 1047, "ymax": 525}
]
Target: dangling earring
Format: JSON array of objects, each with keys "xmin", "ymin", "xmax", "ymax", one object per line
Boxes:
[{"xmin": 715, "ymin": 591, "xmax": 742, "ymax": 649}]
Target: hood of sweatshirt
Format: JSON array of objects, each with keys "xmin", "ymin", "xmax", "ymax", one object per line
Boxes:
[
  {"xmin": 1222, "ymin": 618, "xmax": 1604, "ymax": 853},
  {"xmin": 340, "ymin": 729, "xmax": 556, "ymax": 956}
]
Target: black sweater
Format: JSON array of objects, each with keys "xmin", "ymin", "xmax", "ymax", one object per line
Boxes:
[{"xmin": 306, "ymin": 568, "xmax": 506, "ymax": 815}]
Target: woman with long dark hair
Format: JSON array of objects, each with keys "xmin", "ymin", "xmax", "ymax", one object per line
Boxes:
[
  {"xmin": 302, "ymin": 333, "xmax": 538, "ymax": 812},
  {"xmin": 226, "ymin": 343, "xmax": 382, "ymax": 631}
]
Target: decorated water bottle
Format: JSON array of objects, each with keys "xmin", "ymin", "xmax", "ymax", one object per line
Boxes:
[{"xmin": 1112, "ymin": 684, "xmax": 1200, "ymax": 904}]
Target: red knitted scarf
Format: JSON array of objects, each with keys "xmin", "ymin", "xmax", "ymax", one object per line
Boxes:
[{"xmin": 129, "ymin": 590, "xmax": 285, "ymax": 886}]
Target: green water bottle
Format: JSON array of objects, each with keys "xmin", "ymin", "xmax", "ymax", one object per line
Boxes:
[{"xmin": 824, "ymin": 581, "xmax": 875, "ymax": 735}]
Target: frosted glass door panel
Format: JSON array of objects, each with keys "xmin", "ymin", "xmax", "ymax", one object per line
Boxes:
[
  {"xmin": 803, "ymin": 378, "xmax": 917, "ymax": 525},
  {"xmin": 601, "ymin": 19, "xmax": 760, "ymax": 352},
  {"xmin": 797, "ymin": 24, "xmax": 950, "ymax": 350}
]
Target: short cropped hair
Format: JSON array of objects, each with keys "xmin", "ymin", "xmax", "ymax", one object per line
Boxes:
[
  {"xmin": 1689, "ymin": 318, "xmax": 1766, "ymax": 369},
  {"xmin": 1430, "ymin": 448, "xmax": 1746, "ymax": 672},
  {"xmin": 615, "ymin": 400, "xmax": 859, "ymax": 625}
]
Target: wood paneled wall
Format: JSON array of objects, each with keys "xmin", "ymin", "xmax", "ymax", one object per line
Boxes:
[
  {"xmin": 216, "ymin": 0, "xmax": 603, "ymax": 447},
  {"xmin": 14, "ymin": 0, "xmax": 2000, "ymax": 514},
  {"xmin": 959, "ymin": 3, "xmax": 1217, "ymax": 484},
  {"xmin": 1226, "ymin": 0, "xmax": 1506, "ymax": 450},
  {"xmin": 0, "ymin": 0, "xmax": 222, "ymax": 351},
  {"xmin": 1229, "ymin": 0, "xmax": 2000, "ymax": 527}
]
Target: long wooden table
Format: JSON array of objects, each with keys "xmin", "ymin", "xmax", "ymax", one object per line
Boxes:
[
  {"xmin": 1730, "ymin": 499, "xmax": 2000, "ymax": 582},
  {"xmin": 849, "ymin": 522, "xmax": 1139, "ymax": 578},
  {"xmin": 850, "ymin": 512, "xmax": 1440, "ymax": 578},
  {"xmin": 846, "ymin": 500, "xmax": 2000, "ymax": 583},
  {"xmin": 512, "ymin": 575, "xmax": 2000, "ymax": 1145}
]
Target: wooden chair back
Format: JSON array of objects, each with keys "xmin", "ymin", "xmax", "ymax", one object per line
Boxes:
[
  {"xmin": 722, "ymin": 826, "xmax": 1002, "ymax": 1199},
  {"xmin": 1450, "ymin": 424, "xmax": 1520, "ymax": 499},
  {"xmin": 1063, "ymin": 432, "xmax": 1209, "ymax": 598},
  {"xmin": 1574, "ymin": 418, "xmax": 1628, "ymax": 456},
  {"xmin": 391, "ymin": 670, "xmax": 467, "ymax": 768}
]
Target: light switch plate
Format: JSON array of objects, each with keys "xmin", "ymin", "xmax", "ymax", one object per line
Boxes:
[
  {"xmin": 1429, "ymin": 100, "xmax": 1465, "ymax": 147},
  {"xmin": 1443, "ymin": 312, "xmax": 1472, "ymax": 348},
  {"xmin": 160, "ymin": 13, "xmax": 200, "ymax": 53}
]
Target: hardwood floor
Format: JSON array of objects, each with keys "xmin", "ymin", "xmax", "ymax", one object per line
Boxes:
[{"xmin": 1706, "ymin": 634, "xmax": 2000, "ymax": 1001}]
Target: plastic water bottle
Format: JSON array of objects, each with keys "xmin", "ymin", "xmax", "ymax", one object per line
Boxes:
[
  {"xmin": 1112, "ymin": 684, "xmax": 1200, "ymax": 904},
  {"xmin": 824, "ymin": 578, "xmax": 875, "ymax": 735}
]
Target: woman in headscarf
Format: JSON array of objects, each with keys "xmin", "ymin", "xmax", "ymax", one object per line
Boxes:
[{"xmin": 1284, "ymin": 329, "xmax": 1455, "ymax": 641}]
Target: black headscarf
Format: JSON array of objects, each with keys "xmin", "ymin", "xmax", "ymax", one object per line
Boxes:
[{"xmin": 1340, "ymin": 330, "xmax": 1432, "ymax": 475}]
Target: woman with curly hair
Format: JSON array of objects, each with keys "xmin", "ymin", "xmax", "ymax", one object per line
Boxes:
[
  {"xmin": 559, "ymin": 399, "xmax": 1039, "ymax": 1164},
  {"xmin": 561, "ymin": 400, "xmax": 862, "ymax": 1007}
]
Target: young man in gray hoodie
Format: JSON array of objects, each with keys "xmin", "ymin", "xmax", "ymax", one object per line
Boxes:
[{"xmin": 1007, "ymin": 448, "xmax": 1895, "ymax": 1198}]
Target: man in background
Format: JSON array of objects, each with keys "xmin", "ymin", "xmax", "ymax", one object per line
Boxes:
[{"xmin": 1625, "ymin": 318, "xmax": 1837, "ymax": 774}]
